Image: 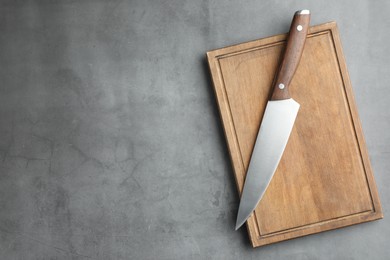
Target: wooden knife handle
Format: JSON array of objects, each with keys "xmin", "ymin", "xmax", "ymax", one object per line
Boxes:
[{"xmin": 271, "ymin": 10, "xmax": 311, "ymax": 100}]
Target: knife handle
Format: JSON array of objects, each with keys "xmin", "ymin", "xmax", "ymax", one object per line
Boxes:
[{"xmin": 271, "ymin": 10, "xmax": 310, "ymax": 100}]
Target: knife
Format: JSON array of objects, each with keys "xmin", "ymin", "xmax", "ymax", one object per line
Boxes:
[{"xmin": 235, "ymin": 10, "xmax": 311, "ymax": 230}]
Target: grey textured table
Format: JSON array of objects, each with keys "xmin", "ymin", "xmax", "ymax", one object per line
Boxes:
[{"xmin": 0, "ymin": 1, "xmax": 389, "ymax": 259}]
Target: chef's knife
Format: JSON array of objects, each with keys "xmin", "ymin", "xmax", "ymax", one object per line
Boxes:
[{"xmin": 236, "ymin": 10, "xmax": 311, "ymax": 230}]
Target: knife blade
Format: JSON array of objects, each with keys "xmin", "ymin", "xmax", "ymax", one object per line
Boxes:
[{"xmin": 235, "ymin": 10, "xmax": 311, "ymax": 230}]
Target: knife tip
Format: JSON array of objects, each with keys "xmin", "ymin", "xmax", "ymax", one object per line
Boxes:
[{"xmin": 235, "ymin": 220, "xmax": 245, "ymax": 231}]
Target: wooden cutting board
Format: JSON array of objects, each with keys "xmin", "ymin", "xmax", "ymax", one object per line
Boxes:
[{"xmin": 206, "ymin": 22, "xmax": 383, "ymax": 247}]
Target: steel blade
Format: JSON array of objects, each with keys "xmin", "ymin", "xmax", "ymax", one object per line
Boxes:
[{"xmin": 235, "ymin": 98, "xmax": 300, "ymax": 230}]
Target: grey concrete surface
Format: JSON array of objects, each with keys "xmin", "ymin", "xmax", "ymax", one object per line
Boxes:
[{"xmin": 0, "ymin": 0, "xmax": 389, "ymax": 259}]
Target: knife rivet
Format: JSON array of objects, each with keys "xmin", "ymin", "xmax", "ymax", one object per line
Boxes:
[
  {"xmin": 297, "ymin": 25, "xmax": 303, "ymax": 31},
  {"xmin": 278, "ymin": 83, "xmax": 285, "ymax": 89}
]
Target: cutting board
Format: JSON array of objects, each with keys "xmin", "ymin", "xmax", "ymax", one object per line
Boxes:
[{"xmin": 206, "ymin": 22, "xmax": 383, "ymax": 247}]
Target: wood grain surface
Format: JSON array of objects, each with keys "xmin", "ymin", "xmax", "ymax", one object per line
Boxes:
[{"xmin": 206, "ymin": 22, "xmax": 383, "ymax": 247}]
